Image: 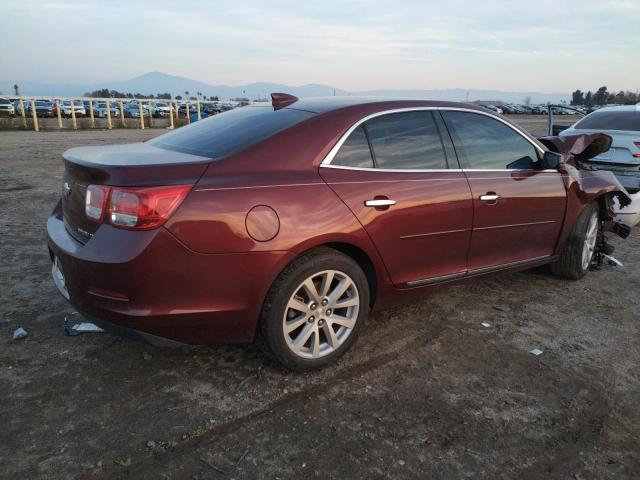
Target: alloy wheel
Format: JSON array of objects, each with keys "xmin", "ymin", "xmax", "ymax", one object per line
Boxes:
[
  {"xmin": 282, "ymin": 270, "xmax": 360, "ymax": 359},
  {"xmin": 581, "ymin": 212, "xmax": 599, "ymax": 270}
]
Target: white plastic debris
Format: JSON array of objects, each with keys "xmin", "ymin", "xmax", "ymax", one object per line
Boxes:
[
  {"xmin": 63, "ymin": 313, "xmax": 104, "ymax": 336},
  {"xmin": 72, "ymin": 322, "xmax": 104, "ymax": 333},
  {"xmin": 530, "ymin": 348, "xmax": 544, "ymax": 356},
  {"xmin": 481, "ymin": 322, "xmax": 491, "ymax": 328},
  {"xmin": 602, "ymin": 254, "xmax": 623, "ymax": 267},
  {"xmin": 12, "ymin": 327, "xmax": 28, "ymax": 340}
]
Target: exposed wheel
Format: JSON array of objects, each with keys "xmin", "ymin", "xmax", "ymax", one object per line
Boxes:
[
  {"xmin": 551, "ymin": 202, "xmax": 599, "ymax": 279},
  {"xmin": 260, "ymin": 248, "xmax": 370, "ymax": 370}
]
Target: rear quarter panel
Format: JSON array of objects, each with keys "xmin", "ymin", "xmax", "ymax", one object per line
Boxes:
[{"xmin": 165, "ymin": 169, "xmax": 395, "ymax": 305}]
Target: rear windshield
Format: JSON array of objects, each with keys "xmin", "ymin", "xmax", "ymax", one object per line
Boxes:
[
  {"xmin": 575, "ymin": 111, "xmax": 640, "ymax": 132},
  {"xmin": 149, "ymin": 106, "xmax": 314, "ymax": 158}
]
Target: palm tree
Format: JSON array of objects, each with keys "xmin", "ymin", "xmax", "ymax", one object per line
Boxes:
[
  {"xmin": 13, "ymin": 84, "xmax": 19, "ymax": 95},
  {"xmin": 185, "ymin": 91, "xmax": 189, "ymax": 98}
]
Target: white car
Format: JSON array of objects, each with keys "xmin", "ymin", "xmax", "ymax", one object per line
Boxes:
[
  {"xmin": 0, "ymin": 98, "xmax": 15, "ymax": 116},
  {"xmin": 92, "ymin": 101, "xmax": 120, "ymax": 118},
  {"xmin": 559, "ymin": 105, "xmax": 640, "ymax": 226},
  {"xmin": 57, "ymin": 100, "xmax": 86, "ymax": 117},
  {"xmin": 152, "ymin": 102, "xmax": 172, "ymax": 117}
]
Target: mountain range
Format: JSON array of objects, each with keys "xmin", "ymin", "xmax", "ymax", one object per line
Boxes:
[{"xmin": 1, "ymin": 71, "xmax": 570, "ymax": 104}]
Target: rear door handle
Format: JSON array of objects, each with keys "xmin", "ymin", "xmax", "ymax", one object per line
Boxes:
[
  {"xmin": 479, "ymin": 194, "xmax": 500, "ymax": 202},
  {"xmin": 365, "ymin": 199, "xmax": 397, "ymax": 207}
]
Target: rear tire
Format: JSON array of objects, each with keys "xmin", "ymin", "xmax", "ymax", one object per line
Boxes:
[
  {"xmin": 260, "ymin": 248, "xmax": 370, "ymax": 371},
  {"xmin": 551, "ymin": 202, "xmax": 599, "ymax": 280}
]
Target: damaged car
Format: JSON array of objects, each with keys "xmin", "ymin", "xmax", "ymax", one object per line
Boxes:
[
  {"xmin": 549, "ymin": 104, "xmax": 640, "ymax": 227},
  {"xmin": 47, "ymin": 95, "xmax": 631, "ymax": 370}
]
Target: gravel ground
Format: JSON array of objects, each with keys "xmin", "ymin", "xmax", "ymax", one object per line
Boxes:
[{"xmin": 1, "ymin": 118, "xmax": 639, "ymax": 479}]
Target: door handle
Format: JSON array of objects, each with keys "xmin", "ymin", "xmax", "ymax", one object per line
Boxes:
[
  {"xmin": 365, "ymin": 199, "xmax": 397, "ymax": 207},
  {"xmin": 479, "ymin": 194, "xmax": 500, "ymax": 202}
]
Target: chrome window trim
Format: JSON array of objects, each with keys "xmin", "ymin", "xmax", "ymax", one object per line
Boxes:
[
  {"xmin": 322, "ymin": 164, "xmax": 559, "ymax": 174},
  {"xmin": 319, "ymin": 106, "xmax": 546, "ymax": 173}
]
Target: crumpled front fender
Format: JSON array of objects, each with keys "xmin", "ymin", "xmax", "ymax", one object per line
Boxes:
[{"xmin": 539, "ymin": 133, "xmax": 632, "ymax": 209}]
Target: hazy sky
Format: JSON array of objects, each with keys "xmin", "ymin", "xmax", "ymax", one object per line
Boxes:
[{"xmin": 2, "ymin": 0, "xmax": 638, "ymax": 92}]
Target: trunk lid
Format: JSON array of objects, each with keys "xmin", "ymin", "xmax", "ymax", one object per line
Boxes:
[{"xmin": 61, "ymin": 142, "xmax": 210, "ymax": 243}]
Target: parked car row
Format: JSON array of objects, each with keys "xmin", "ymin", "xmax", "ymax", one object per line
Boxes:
[
  {"xmin": 478, "ymin": 103, "xmax": 601, "ymax": 115},
  {"xmin": 1, "ymin": 98, "xmax": 238, "ymax": 118}
]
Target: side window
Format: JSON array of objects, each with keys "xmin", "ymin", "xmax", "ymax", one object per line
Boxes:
[
  {"xmin": 365, "ymin": 111, "xmax": 447, "ymax": 169},
  {"xmin": 442, "ymin": 111, "xmax": 539, "ymax": 169},
  {"xmin": 332, "ymin": 126, "xmax": 374, "ymax": 168}
]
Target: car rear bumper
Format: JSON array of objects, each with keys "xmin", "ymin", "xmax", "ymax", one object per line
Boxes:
[{"xmin": 47, "ymin": 201, "xmax": 294, "ymax": 344}]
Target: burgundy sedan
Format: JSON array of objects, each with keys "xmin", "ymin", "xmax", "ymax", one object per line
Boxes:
[{"xmin": 48, "ymin": 95, "xmax": 628, "ymax": 370}]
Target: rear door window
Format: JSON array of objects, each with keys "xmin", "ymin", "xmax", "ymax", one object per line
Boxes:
[
  {"xmin": 442, "ymin": 111, "xmax": 539, "ymax": 169},
  {"xmin": 365, "ymin": 111, "xmax": 448, "ymax": 169}
]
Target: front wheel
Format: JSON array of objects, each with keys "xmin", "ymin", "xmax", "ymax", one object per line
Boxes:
[
  {"xmin": 551, "ymin": 202, "xmax": 600, "ymax": 280},
  {"xmin": 260, "ymin": 248, "xmax": 370, "ymax": 370}
]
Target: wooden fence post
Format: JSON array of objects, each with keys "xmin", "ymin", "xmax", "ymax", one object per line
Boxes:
[
  {"xmin": 56, "ymin": 100, "xmax": 63, "ymax": 129},
  {"xmin": 30, "ymin": 99, "xmax": 39, "ymax": 131},
  {"xmin": 89, "ymin": 100, "xmax": 95, "ymax": 128},
  {"xmin": 119, "ymin": 100, "xmax": 125, "ymax": 127},
  {"xmin": 138, "ymin": 102, "xmax": 144, "ymax": 129},
  {"xmin": 70, "ymin": 99, "xmax": 77, "ymax": 130},
  {"xmin": 19, "ymin": 98, "xmax": 27, "ymax": 128},
  {"xmin": 106, "ymin": 99, "xmax": 112, "ymax": 130}
]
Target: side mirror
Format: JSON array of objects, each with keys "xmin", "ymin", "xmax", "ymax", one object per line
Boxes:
[{"xmin": 541, "ymin": 151, "xmax": 562, "ymax": 170}]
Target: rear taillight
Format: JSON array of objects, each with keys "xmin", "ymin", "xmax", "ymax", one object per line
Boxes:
[
  {"xmin": 85, "ymin": 185, "xmax": 109, "ymax": 221},
  {"xmin": 85, "ymin": 184, "xmax": 191, "ymax": 230}
]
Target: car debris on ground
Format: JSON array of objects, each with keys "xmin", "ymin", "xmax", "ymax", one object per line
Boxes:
[
  {"xmin": 63, "ymin": 312, "xmax": 104, "ymax": 336},
  {"xmin": 12, "ymin": 327, "xmax": 28, "ymax": 340}
]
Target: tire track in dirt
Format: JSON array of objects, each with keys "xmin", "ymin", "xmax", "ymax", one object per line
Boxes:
[{"xmin": 104, "ymin": 315, "xmax": 451, "ymax": 478}]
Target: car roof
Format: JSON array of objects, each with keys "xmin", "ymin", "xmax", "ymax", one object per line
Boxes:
[
  {"xmin": 282, "ymin": 96, "xmax": 487, "ymax": 115},
  {"xmin": 594, "ymin": 105, "xmax": 640, "ymax": 113}
]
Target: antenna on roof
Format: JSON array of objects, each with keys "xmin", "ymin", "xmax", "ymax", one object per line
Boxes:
[{"xmin": 271, "ymin": 92, "xmax": 298, "ymax": 110}]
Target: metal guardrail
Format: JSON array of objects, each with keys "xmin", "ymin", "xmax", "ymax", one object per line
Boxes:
[{"xmin": 0, "ymin": 95, "xmax": 249, "ymax": 132}]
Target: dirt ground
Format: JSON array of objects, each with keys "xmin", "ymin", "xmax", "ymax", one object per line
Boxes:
[{"xmin": 1, "ymin": 117, "xmax": 639, "ymax": 479}]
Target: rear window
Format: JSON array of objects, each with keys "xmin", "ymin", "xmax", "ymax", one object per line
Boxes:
[
  {"xmin": 149, "ymin": 106, "xmax": 314, "ymax": 158},
  {"xmin": 575, "ymin": 111, "xmax": 640, "ymax": 132}
]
